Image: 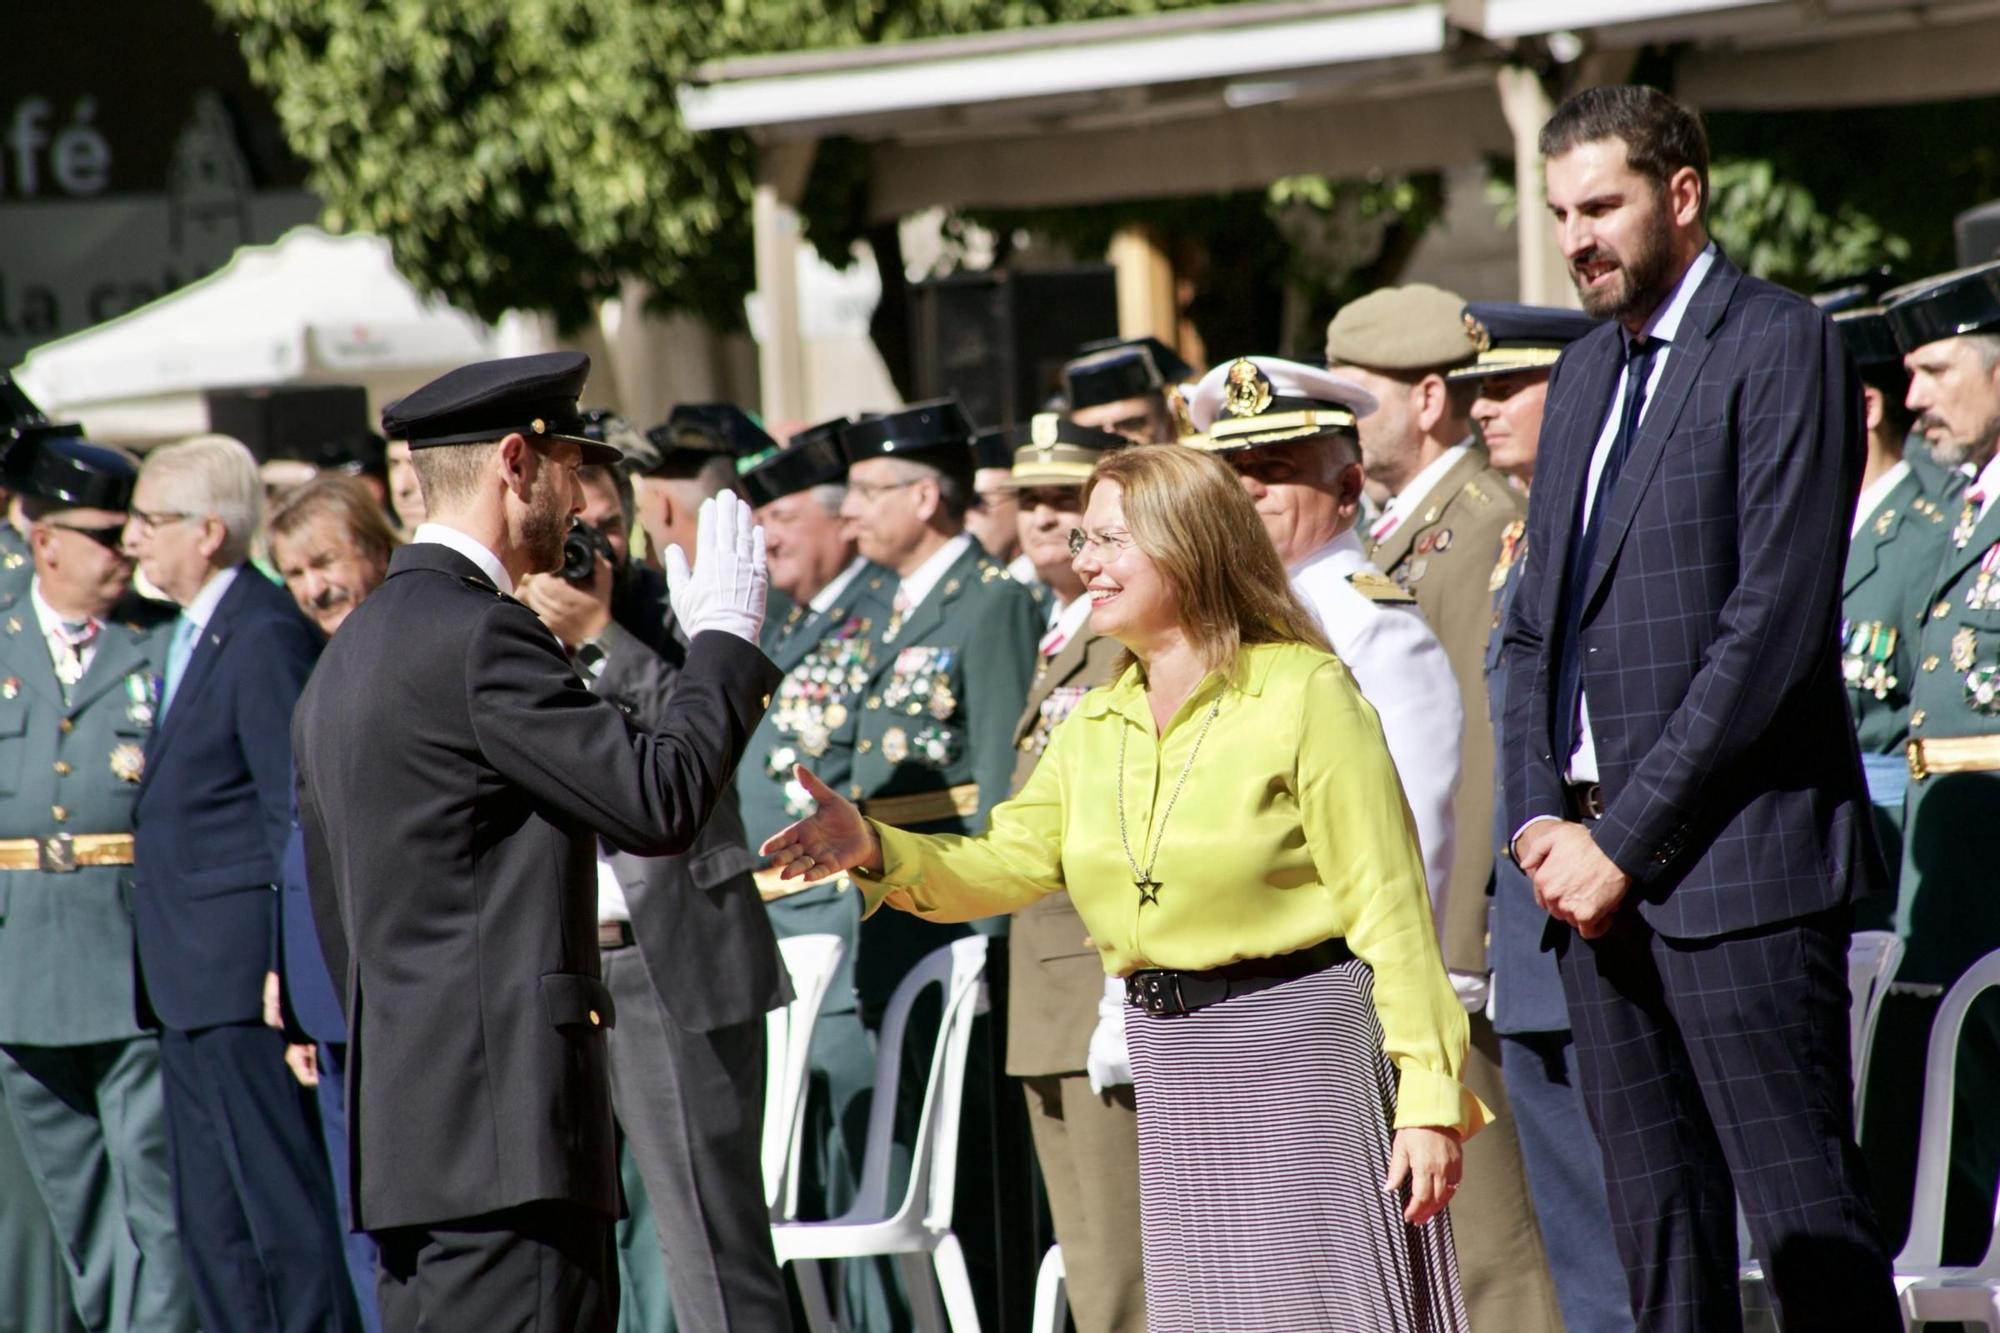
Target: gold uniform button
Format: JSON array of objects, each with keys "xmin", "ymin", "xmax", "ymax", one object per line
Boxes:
[
  {"xmin": 1924, "ymin": 656, "xmax": 1941, "ymax": 672},
  {"xmin": 52, "ymin": 761, "xmax": 70, "ymax": 776},
  {"xmin": 858, "ymin": 740, "xmax": 873, "ymax": 753},
  {"xmin": 58, "ymin": 719, "xmax": 73, "ymax": 734},
  {"xmin": 1911, "ymin": 709, "xmax": 1926, "ymax": 728},
  {"xmin": 51, "ymin": 805, "xmax": 67, "ymax": 823},
  {"xmin": 760, "ymin": 694, "xmax": 771, "ymax": 709},
  {"xmin": 866, "ymin": 696, "xmax": 881, "ymax": 710},
  {"xmin": 848, "ymin": 784, "xmax": 862, "ymax": 800},
  {"xmin": 1935, "ymin": 601, "xmax": 1953, "ymax": 620},
  {"xmin": 588, "ymin": 1009, "xmax": 601, "ymax": 1027}
]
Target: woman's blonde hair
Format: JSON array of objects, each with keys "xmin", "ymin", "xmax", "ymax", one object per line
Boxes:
[{"xmin": 1084, "ymin": 444, "xmax": 1332, "ymax": 678}]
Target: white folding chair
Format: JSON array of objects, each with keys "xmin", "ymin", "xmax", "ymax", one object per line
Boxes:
[
  {"xmin": 773, "ymin": 934, "xmax": 989, "ymax": 1333},
  {"xmin": 765, "ymin": 933, "xmax": 848, "ymax": 1221},
  {"xmin": 1739, "ymin": 930, "xmax": 1904, "ymax": 1322},
  {"xmin": 1894, "ymin": 948, "xmax": 2000, "ymax": 1329},
  {"xmin": 1030, "ymin": 1244, "xmax": 1069, "ymax": 1333}
]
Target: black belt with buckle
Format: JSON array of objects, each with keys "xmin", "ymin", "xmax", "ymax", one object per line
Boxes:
[
  {"xmin": 1124, "ymin": 938, "xmax": 1356, "ymax": 1017},
  {"xmin": 597, "ymin": 921, "xmax": 636, "ymax": 950},
  {"xmin": 1567, "ymin": 782, "xmax": 1606, "ymax": 820}
]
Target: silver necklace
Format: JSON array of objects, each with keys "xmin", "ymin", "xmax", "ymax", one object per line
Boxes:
[{"xmin": 1116, "ymin": 696, "xmax": 1223, "ymax": 907}]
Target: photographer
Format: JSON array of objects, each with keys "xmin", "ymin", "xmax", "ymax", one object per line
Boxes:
[{"xmin": 517, "ymin": 419, "xmax": 794, "ymax": 1333}]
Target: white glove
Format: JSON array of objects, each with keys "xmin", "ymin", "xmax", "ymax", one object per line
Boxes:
[
  {"xmin": 665, "ymin": 492, "xmax": 768, "ymax": 644},
  {"xmin": 1449, "ymin": 969, "xmax": 1490, "ymax": 1015},
  {"xmin": 1086, "ymin": 973, "xmax": 1134, "ymax": 1094}
]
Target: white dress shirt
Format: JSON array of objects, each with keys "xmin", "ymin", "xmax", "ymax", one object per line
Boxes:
[
  {"xmin": 1290, "ymin": 529, "xmax": 1463, "ymax": 922},
  {"xmin": 1851, "ymin": 460, "xmax": 1912, "ymax": 539},
  {"xmin": 896, "ymin": 532, "xmax": 972, "ymax": 611},
  {"xmin": 31, "ymin": 579, "xmax": 103, "ymax": 679},
  {"xmin": 412, "ymin": 523, "xmax": 513, "ymax": 596}
]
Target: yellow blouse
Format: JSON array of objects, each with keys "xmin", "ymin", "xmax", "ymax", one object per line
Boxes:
[{"xmin": 859, "ymin": 640, "xmax": 1487, "ymax": 1135}]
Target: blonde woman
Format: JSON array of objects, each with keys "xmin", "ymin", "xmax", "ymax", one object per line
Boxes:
[{"xmin": 766, "ymin": 445, "xmax": 1485, "ymax": 1332}]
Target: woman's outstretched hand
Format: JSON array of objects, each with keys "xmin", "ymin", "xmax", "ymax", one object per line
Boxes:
[{"xmin": 759, "ymin": 765, "xmax": 884, "ymax": 880}]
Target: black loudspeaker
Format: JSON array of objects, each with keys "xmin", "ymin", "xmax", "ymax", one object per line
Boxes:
[
  {"xmin": 908, "ymin": 266, "xmax": 1118, "ymax": 431},
  {"xmin": 204, "ymin": 384, "xmax": 379, "ymax": 469},
  {"xmin": 1956, "ymin": 199, "xmax": 2000, "ymax": 268}
]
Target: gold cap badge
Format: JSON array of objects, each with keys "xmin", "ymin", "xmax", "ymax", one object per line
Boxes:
[
  {"xmin": 1223, "ymin": 358, "xmax": 1273, "ymax": 418},
  {"xmin": 1462, "ymin": 312, "xmax": 1492, "ymax": 353}
]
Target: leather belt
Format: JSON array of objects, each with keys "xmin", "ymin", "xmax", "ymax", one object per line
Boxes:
[
  {"xmin": 1567, "ymin": 782, "xmax": 1606, "ymax": 820},
  {"xmin": 859, "ymin": 783, "xmax": 980, "ymax": 827},
  {"xmin": 0, "ymin": 833, "xmax": 135, "ymax": 873},
  {"xmin": 1906, "ymin": 735, "xmax": 2000, "ymax": 781},
  {"xmin": 1124, "ymin": 938, "xmax": 1356, "ymax": 1017},
  {"xmin": 598, "ymin": 921, "xmax": 636, "ymax": 950},
  {"xmin": 752, "ymin": 867, "xmax": 850, "ymax": 903}
]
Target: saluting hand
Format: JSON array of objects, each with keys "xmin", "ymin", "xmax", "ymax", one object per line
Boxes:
[
  {"xmin": 760, "ymin": 765, "xmax": 883, "ymax": 881},
  {"xmin": 1385, "ymin": 1126, "xmax": 1462, "ymax": 1225},
  {"xmin": 665, "ymin": 491, "xmax": 768, "ymax": 644}
]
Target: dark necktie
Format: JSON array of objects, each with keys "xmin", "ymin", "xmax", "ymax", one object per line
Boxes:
[{"xmin": 1553, "ymin": 337, "xmax": 1660, "ymax": 766}]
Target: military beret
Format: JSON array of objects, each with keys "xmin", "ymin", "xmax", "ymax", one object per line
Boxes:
[
  {"xmin": 1324, "ymin": 284, "xmax": 1478, "ymax": 373},
  {"xmin": 1449, "ymin": 302, "xmax": 1601, "ymax": 381},
  {"xmin": 741, "ymin": 422, "xmax": 852, "ymax": 509},
  {"xmin": 1004, "ymin": 414, "xmax": 1125, "ymax": 487},
  {"xmin": 381, "ymin": 352, "xmax": 620, "ymax": 463},
  {"xmin": 640, "ymin": 404, "xmax": 777, "ymax": 479},
  {"xmin": 1833, "ymin": 309, "xmax": 1905, "ymax": 370},
  {"xmin": 1885, "ymin": 261, "xmax": 2000, "ymax": 355},
  {"xmin": 839, "ymin": 400, "xmax": 975, "ymax": 468},
  {"xmin": 1063, "ymin": 337, "xmax": 1195, "ymax": 410},
  {"xmin": 3, "ymin": 423, "xmax": 139, "ymax": 512},
  {"xmin": 1185, "ymin": 356, "xmax": 1376, "ymax": 452}
]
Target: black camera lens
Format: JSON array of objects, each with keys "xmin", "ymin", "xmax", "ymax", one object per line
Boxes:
[{"xmin": 560, "ymin": 519, "xmax": 606, "ymax": 583}]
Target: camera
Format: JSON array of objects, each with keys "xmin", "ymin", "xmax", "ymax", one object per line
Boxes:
[{"xmin": 559, "ymin": 519, "xmax": 616, "ymax": 584}]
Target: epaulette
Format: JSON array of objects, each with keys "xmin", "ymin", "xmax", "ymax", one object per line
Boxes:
[
  {"xmin": 1349, "ymin": 570, "xmax": 1417, "ymax": 604},
  {"xmin": 1462, "ymin": 480, "xmax": 1494, "ymax": 506},
  {"xmin": 979, "ymin": 562, "xmax": 1011, "ymax": 584}
]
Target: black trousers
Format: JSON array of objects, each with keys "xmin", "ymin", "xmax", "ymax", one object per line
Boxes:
[
  {"xmin": 374, "ymin": 1202, "xmax": 616, "ymax": 1333},
  {"xmin": 1557, "ymin": 908, "xmax": 1899, "ymax": 1333},
  {"xmin": 158, "ymin": 1022, "xmax": 357, "ymax": 1333}
]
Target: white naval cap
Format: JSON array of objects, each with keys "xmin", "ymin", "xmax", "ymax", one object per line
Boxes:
[{"xmin": 1183, "ymin": 356, "xmax": 1377, "ymax": 451}]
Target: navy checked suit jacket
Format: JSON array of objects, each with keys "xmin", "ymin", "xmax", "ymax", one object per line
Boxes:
[{"xmin": 1498, "ymin": 251, "xmax": 1886, "ymax": 940}]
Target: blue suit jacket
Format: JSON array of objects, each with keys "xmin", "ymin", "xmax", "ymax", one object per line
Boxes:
[
  {"xmin": 280, "ymin": 814, "xmax": 346, "ymax": 1043},
  {"xmin": 133, "ymin": 566, "xmax": 320, "ymax": 1030},
  {"xmin": 1499, "ymin": 252, "xmax": 1885, "ymax": 940}
]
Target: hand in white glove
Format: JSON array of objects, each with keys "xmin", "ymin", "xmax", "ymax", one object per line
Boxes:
[
  {"xmin": 1086, "ymin": 973, "xmax": 1134, "ymax": 1095},
  {"xmin": 665, "ymin": 492, "xmax": 768, "ymax": 644}
]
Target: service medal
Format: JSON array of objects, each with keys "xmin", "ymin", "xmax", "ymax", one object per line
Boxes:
[
  {"xmin": 1954, "ymin": 627, "xmax": 1979, "ymax": 673},
  {"xmin": 1, "ymin": 678, "xmax": 17, "ymax": 700},
  {"xmin": 110, "ymin": 743, "xmax": 145, "ymax": 784},
  {"xmin": 765, "ymin": 745, "xmax": 799, "ymax": 781},
  {"xmin": 882, "ymin": 727, "xmax": 910, "ymax": 764},
  {"xmin": 799, "ymin": 721, "xmax": 830, "ymax": 758},
  {"xmin": 928, "ymin": 682, "xmax": 957, "ymax": 720},
  {"xmin": 824, "ymin": 702, "xmax": 848, "ymax": 730}
]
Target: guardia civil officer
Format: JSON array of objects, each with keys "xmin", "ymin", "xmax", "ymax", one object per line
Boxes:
[
  {"xmin": 1456, "ymin": 302, "xmax": 1634, "ymax": 1333},
  {"xmin": 1328, "ymin": 285, "xmax": 1558, "ymax": 1333},
  {"xmin": 0, "ymin": 426, "xmax": 194, "ymax": 1332},
  {"xmin": 1862, "ymin": 264, "xmax": 2000, "ymax": 1260},
  {"xmin": 1061, "ymin": 336, "xmax": 1193, "ymax": 445},
  {"xmin": 292, "ymin": 352, "xmax": 782, "ymax": 1333}
]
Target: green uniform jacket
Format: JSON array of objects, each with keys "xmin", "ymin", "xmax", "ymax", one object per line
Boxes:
[
  {"xmin": 1004, "ymin": 628, "xmax": 1125, "ymax": 1078},
  {"xmin": 1844, "ymin": 467, "xmax": 1955, "ymax": 756},
  {"xmin": 848, "ymin": 539, "xmax": 1041, "ymax": 1008},
  {"xmin": 1371, "ymin": 445, "xmax": 1526, "ymax": 974},
  {"xmin": 0, "ymin": 590, "xmax": 171, "ymax": 1045},
  {"xmin": 740, "ymin": 560, "xmax": 898, "ymax": 1016},
  {"xmin": 1898, "ymin": 479, "xmax": 2000, "ymax": 986}
]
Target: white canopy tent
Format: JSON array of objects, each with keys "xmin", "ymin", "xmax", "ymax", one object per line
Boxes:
[{"xmin": 12, "ymin": 226, "xmax": 497, "ymax": 444}]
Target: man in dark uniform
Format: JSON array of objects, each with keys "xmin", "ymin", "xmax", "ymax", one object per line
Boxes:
[
  {"xmin": 0, "ymin": 425, "xmax": 193, "ymax": 1333},
  {"xmin": 839, "ymin": 400, "xmax": 1043, "ymax": 1325},
  {"xmin": 1061, "ymin": 336, "xmax": 1193, "ymax": 446},
  {"xmin": 997, "ymin": 413, "xmax": 1141, "ymax": 1333},
  {"xmin": 1868, "ymin": 264, "xmax": 2000, "ymax": 1260},
  {"xmin": 633, "ymin": 404, "xmax": 776, "ymax": 573},
  {"xmin": 1461, "ymin": 302, "xmax": 1633, "ymax": 1333},
  {"xmin": 0, "ymin": 376, "xmax": 60, "ymax": 600},
  {"xmin": 292, "ymin": 352, "xmax": 782, "ymax": 1333}
]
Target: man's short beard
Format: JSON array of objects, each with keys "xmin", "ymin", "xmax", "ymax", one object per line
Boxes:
[
  {"xmin": 521, "ymin": 489, "xmax": 569, "ymax": 574},
  {"xmin": 1572, "ymin": 193, "xmax": 1681, "ymax": 324},
  {"xmin": 1923, "ymin": 410, "xmax": 2000, "ymax": 470}
]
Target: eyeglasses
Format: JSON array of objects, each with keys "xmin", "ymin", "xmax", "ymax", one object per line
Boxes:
[
  {"xmin": 847, "ymin": 479, "xmax": 920, "ymax": 502},
  {"xmin": 1067, "ymin": 527, "xmax": 1135, "ymax": 559},
  {"xmin": 43, "ymin": 522, "xmax": 127, "ymax": 552},
  {"xmin": 126, "ymin": 508, "xmax": 194, "ymax": 533}
]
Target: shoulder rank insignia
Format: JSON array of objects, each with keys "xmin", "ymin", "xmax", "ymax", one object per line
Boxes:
[
  {"xmin": 1463, "ymin": 481, "xmax": 1492, "ymax": 506},
  {"xmin": 1349, "ymin": 570, "xmax": 1417, "ymax": 605},
  {"xmin": 1874, "ymin": 508, "xmax": 1897, "ymax": 536}
]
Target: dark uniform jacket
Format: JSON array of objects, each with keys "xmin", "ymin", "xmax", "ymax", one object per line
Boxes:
[
  {"xmin": 293, "ymin": 543, "xmax": 779, "ymax": 1230},
  {"xmin": 1843, "ymin": 466, "xmax": 1954, "ymax": 756}
]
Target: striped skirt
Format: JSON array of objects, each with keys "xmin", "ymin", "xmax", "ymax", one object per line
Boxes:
[{"xmin": 1126, "ymin": 959, "xmax": 1469, "ymax": 1333}]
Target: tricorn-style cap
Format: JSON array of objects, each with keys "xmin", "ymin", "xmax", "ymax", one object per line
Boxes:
[
  {"xmin": 1325, "ymin": 283, "xmax": 1478, "ymax": 373},
  {"xmin": 741, "ymin": 422, "xmax": 853, "ymax": 509},
  {"xmin": 1007, "ymin": 414, "xmax": 1125, "ymax": 487},
  {"xmin": 1, "ymin": 372, "xmax": 49, "ymax": 434},
  {"xmin": 1062, "ymin": 336, "xmax": 1195, "ymax": 410},
  {"xmin": 1885, "ymin": 262, "xmax": 2000, "ymax": 354},
  {"xmin": 2, "ymin": 423, "xmax": 139, "ymax": 512},
  {"xmin": 1812, "ymin": 268, "xmax": 1899, "ymax": 315},
  {"xmin": 1833, "ymin": 309, "xmax": 1904, "ymax": 370},
  {"xmin": 839, "ymin": 399, "xmax": 975, "ymax": 465},
  {"xmin": 381, "ymin": 352, "xmax": 619, "ymax": 463},
  {"xmin": 1449, "ymin": 302, "xmax": 1600, "ymax": 381},
  {"xmin": 973, "ymin": 426, "xmax": 1019, "ymax": 472},
  {"xmin": 1185, "ymin": 356, "xmax": 1377, "ymax": 452},
  {"xmin": 641, "ymin": 403, "xmax": 777, "ymax": 479}
]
